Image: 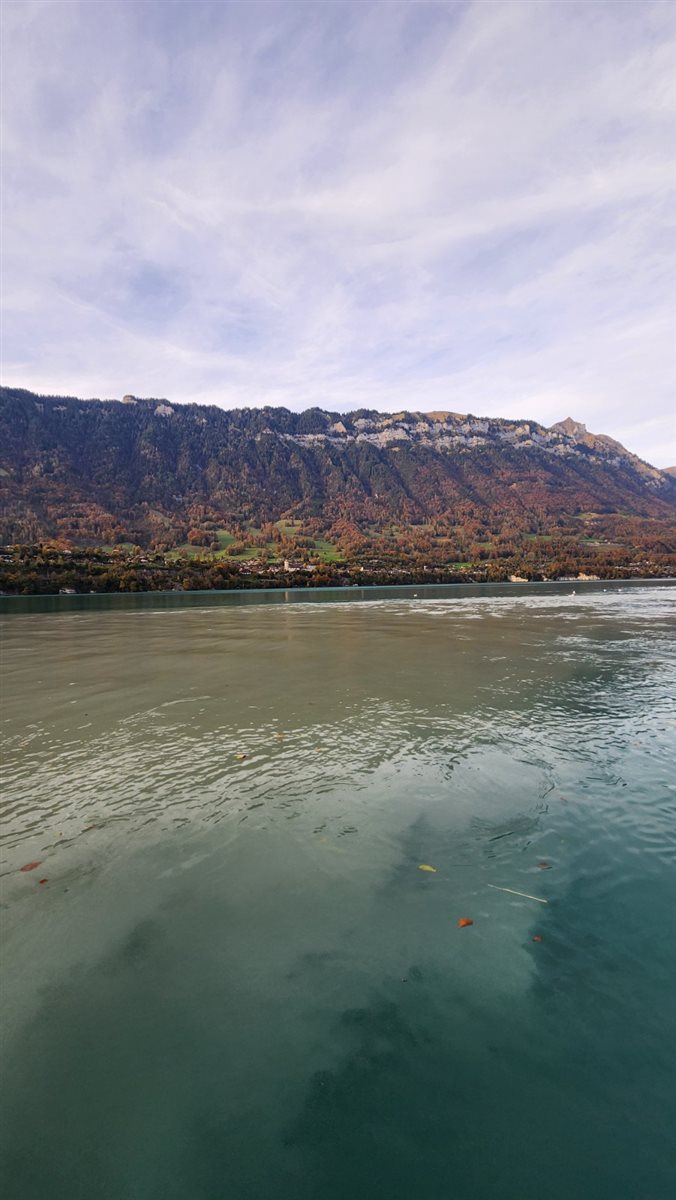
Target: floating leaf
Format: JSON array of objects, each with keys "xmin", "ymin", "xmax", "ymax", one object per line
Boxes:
[
  {"xmin": 457, "ymin": 917, "xmax": 474, "ymax": 928},
  {"xmin": 235, "ymin": 753, "xmax": 247, "ymax": 761},
  {"xmin": 537, "ymin": 862, "xmax": 552, "ymax": 870},
  {"xmin": 39, "ymin": 878, "xmax": 48, "ymax": 885},
  {"xmin": 20, "ymin": 861, "xmax": 42, "ymax": 872},
  {"xmin": 418, "ymin": 864, "xmax": 437, "ymax": 873},
  {"xmin": 532, "ymin": 934, "xmax": 543, "ymax": 942}
]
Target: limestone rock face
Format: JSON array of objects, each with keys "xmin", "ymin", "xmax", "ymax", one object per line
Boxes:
[{"xmin": 550, "ymin": 417, "xmax": 588, "ymax": 439}]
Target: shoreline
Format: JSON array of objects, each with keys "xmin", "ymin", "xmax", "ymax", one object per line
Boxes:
[{"xmin": 2, "ymin": 575, "xmax": 674, "ymax": 615}]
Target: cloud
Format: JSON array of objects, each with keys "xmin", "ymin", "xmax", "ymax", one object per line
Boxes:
[{"xmin": 2, "ymin": 0, "xmax": 675, "ymax": 465}]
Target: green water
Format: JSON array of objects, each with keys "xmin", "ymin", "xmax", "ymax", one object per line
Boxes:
[{"xmin": 1, "ymin": 582, "xmax": 675, "ymax": 1199}]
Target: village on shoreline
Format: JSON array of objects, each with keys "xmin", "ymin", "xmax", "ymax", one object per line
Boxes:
[{"xmin": 1, "ymin": 541, "xmax": 673, "ymax": 596}]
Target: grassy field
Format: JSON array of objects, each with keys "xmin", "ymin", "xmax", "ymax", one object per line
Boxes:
[
  {"xmin": 313, "ymin": 539, "xmax": 343, "ymax": 562},
  {"xmin": 168, "ymin": 544, "xmax": 209, "ymax": 559},
  {"xmin": 102, "ymin": 521, "xmax": 342, "ymax": 565}
]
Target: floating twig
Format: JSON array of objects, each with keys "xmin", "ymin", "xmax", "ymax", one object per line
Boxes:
[{"xmin": 488, "ymin": 884, "xmax": 548, "ymax": 904}]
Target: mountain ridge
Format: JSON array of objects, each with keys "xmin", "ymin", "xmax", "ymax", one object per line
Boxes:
[{"xmin": 1, "ymin": 388, "xmax": 674, "ymax": 563}]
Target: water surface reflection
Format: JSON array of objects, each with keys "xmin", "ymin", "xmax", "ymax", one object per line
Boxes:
[{"xmin": 1, "ymin": 584, "xmax": 675, "ymax": 1198}]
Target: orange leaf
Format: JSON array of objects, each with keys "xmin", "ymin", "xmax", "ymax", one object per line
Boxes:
[
  {"xmin": 457, "ymin": 917, "xmax": 474, "ymax": 928},
  {"xmin": 20, "ymin": 861, "xmax": 42, "ymax": 872}
]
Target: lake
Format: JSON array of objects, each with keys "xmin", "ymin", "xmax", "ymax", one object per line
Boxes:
[{"xmin": 1, "ymin": 581, "xmax": 675, "ymax": 1199}]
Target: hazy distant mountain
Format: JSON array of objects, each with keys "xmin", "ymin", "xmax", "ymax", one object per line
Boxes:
[{"xmin": 1, "ymin": 387, "xmax": 674, "ymax": 549}]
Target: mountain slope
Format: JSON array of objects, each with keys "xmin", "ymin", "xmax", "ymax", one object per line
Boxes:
[{"xmin": 1, "ymin": 388, "xmax": 674, "ymax": 552}]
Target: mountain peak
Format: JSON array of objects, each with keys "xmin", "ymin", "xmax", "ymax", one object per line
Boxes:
[{"xmin": 550, "ymin": 417, "xmax": 588, "ymax": 438}]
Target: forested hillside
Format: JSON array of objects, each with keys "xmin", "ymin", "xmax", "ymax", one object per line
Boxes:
[{"xmin": 1, "ymin": 388, "xmax": 674, "ymax": 588}]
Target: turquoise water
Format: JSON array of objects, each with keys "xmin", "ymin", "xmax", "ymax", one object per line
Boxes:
[{"xmin": 1, "ymin": 582, "xmax": 675, "ymax": 1198}]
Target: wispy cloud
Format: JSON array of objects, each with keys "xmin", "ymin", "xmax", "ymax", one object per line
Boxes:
[{"xmin": 2, "ymin": 0, "xmax": 675, "ymax": 464}]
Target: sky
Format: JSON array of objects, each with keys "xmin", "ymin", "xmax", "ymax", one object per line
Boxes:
[{"xmin": 2, "ymin": 0, "xmax": 675, "ymax": 466}]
